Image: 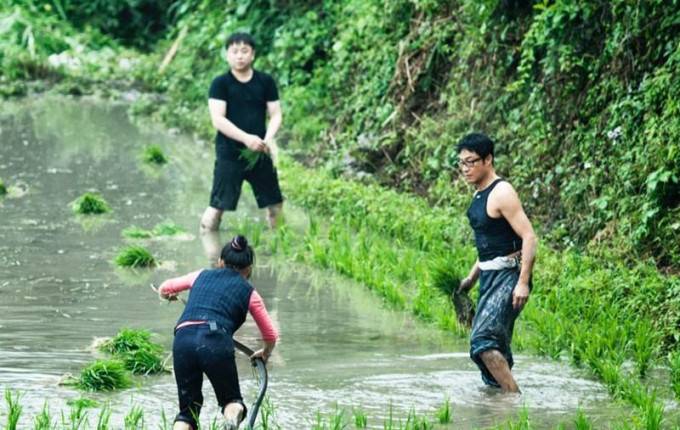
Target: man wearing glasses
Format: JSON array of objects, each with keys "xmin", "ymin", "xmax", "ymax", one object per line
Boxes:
[{"xmin": 455, "ymin": 132, "xmax": 537, "ymax": 393}]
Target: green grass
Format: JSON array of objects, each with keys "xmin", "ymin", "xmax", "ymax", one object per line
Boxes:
[
  {"xmin": 33, "ymin": 401, "xmax": 53, "ymax": 430},
  {"xmin": 114, "ymin": 245, "xmax": 156, "ymax": 268},
  {"xmin": 77, "ymin": 359, "xmax": 131, "ymax": 392},
  {"xmin": 669, "ymin": 351, "xmax": 680, "ymax": 398},
  {"xmin": 142, "ymin": 145, "xmax": 168, "ymax": 165},
  {"xmin": 352, "ymin": 407, "xmax": 367, "ymax": 428},
  {"xmin": 124, "ymin": 405, "xmax": 144, "ymax": 429},
  {"xmin": 72, "ymin": 193, "xmax": 111, "ymax": 215}
]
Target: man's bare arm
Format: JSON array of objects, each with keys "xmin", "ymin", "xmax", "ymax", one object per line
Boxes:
[
  {"xmin": 208, "ymin": 98, "xmax": 267, "ymax": 152},
  {"xmin": 264, "ymin": 100, "xmax": 282, "ymax": 143},
  {"xmin": 494, "ymin": 182, "xmax": 537, "ymax": 307}
]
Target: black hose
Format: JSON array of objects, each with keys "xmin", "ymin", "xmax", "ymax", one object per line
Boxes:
[{"xmin": 234, "ymin": 339, "xmax": 269, "ymax": 429}]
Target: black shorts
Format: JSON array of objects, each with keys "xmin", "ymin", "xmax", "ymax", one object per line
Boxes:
[{"xmin": 209, "ymin": 155, "xmax": 283, "ymax": 211}]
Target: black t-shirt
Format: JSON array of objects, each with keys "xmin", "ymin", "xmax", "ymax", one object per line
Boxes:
[{"xmin": 208, "ymin": 69, "xmax": 279, "ymax": 160}]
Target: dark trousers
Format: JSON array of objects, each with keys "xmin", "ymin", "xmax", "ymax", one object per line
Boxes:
[{"xmin": 173, "ymin": 324, "xmax": 243, "ymax": 428}]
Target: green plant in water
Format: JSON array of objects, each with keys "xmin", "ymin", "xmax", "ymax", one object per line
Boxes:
[
  {"xmin": 573, "ymin": 409, "xmax": 593, "ymax": 430},
  {"xmin": 122, "ymin": 226, "xmax": 154, "ymax": 239},
  {"xmin": 152, "ymin": 221, "xmax": 185, "ymax": 236},
  {"xmin": 0, "ymin": 178, "xmax": 7, "ymax": 195},
  {"xmin": 669, "ymin": 351, "xmax": 680, "ymax": 399},
  {"xmin": 5, "ymin": 389, "xmax": 22, "ymax": 430},
  {"xmin": 96, "ymin": 405, "xmax": 111, "ymax": 430},
  {"xmin": 142, "ymin": 144, "xmax": 168, "ymax": 165},
  {"xmin": 77, "ymin": 359, "xmax": 132, "ymax": 391},
  {"xmin": 60, "ymin": 402, "xmax": 88, "ymax": 430},
  {"xmin": 632, "ymin": 319, "xmax": 657, "ymax": 378},
  {"xmin": 352, "ymin": 407, "xmax": 367, "ymax": 428},
  {"xmin": 33, "ymin": 401, "xmax": 53, "ymax": 430},
  {"xmin": 66, "ymin": 398, "xmax": 99, "ymax": 409},
  {"xmin": 99, "ymin": 328, "xmax": 159, "ymax": 354},
  {"xmin": 114, "ymin": 245, "xmax": 156, "ymax": 268},
  {"xmin": 436, "ymin": 397, "xmax": 452, "ymax": 424},
  {"xmin": 124, "ymin": 405, "xmax": 144, "ymax": 429},
  {"xmin": 72, "ymin": 193, "xmax": 111, "ymax": 215},
  {"xmin": 121, "ymin": 347, "xmax": 167, "ymax": 374}
]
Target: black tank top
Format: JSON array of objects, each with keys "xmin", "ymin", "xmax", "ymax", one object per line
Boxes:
[{"xmin": 466, "ymin": 178, "xmax": 522, "ymax": 262}]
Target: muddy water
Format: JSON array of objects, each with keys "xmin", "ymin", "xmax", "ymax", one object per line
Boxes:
[{"xmin": 0, "ymin": 97, "xmax": 625, "ymax": 428}]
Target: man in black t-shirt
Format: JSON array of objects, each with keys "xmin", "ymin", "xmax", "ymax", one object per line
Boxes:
[{"xmin": 200, "ymin": 32, "xmax": 283, "ymax": 232}]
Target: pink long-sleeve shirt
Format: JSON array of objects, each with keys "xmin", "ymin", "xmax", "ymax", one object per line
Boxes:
[{"xmin": 159, "ymin": 270, "xmax": 278, "ymax": 342}]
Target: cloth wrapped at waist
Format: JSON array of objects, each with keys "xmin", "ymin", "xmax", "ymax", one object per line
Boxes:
[{"xmin": 478, "ymin": 252, "xmax": 521, "ymax": 271}]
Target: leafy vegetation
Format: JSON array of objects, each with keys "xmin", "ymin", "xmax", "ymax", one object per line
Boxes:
[
  {"xmin": 76, "ymin": 359, "xmax": 131, "ymax": 391},
  {"xmin": 71, "ymin": 192, "xmax": 110, "ymax": 215},
  {"xmin": 114, "ymin": 245, "xmax": 156, "ymax": 268},
  {"xmin": 142, "ymin": 144, "xmax": 168, "ymax": 165}
]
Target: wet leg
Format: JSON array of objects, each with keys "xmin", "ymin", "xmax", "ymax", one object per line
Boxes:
[
  {"xmin": 200, "ymin": 207, "xmax": 223, "ymax": 232},
  {"xmin": 480, "ymin": 349, "xmax": 520, "ymax": 393},
  {"xmin": 266, "ymin": 203, "xmax": 283, "ymax": 229}
]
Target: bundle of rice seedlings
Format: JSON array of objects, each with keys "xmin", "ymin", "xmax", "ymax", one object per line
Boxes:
[
  {"xmin": 122, "ymin": 226, "xmax": 154, "ymax": 239},
  {"xmin": 99, "ymin": 328, "xmax": 158, "ymax": 355},
  {"xmin": 99, "ymin": 328, "xmax": 166, "ymax": 375},
  {"xmin": 114, "ymin": 245, "xmax": 156, "ymax": 268},
  {"xmin": 72, "ymin": 193, "xmax": 111, "ymax": 215},
  {"xmin": 152, "ymin": 221, "xmax": 185, "ymax": 236},
  {"xmin": 142, "ymin": 145, "xmax": 168, "ymax": 165},
  {"xmin": 77, "ymin": 359, "xmax": 131, "ymax": 391},
  {"xmin": 122, "ymin": 348, "xmax": 167, "ymax": 375}
]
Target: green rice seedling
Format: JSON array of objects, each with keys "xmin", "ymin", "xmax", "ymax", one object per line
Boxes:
[
  {"xmin": 403, "ymin": 409, "xmax": 432, "ymax": 430},
  {"xmin": 60, "ymin": 401, "xmax": 88, "ymax": 430},
  {"xmin": 258, "ymin": 397, "xmax": 281, "ymax": 430},
  {"xmin": 152, "ymin": 221, "xmax": 185, "ymax": 236},
  {"xmin": 99, "ymin": 328, "xmax": 161, "ymax": 355},
  {"xmin": 383, "ymin": 402, "xmax": 395, "ymax": 430},
  {"xmin": 33, "ymin": 401, "xmax": 54, "ymax": 430},
  {"xmin": 669, "ymin": 351, "xmax": 680, "ymax": 398},
  {"xmin": 240, "ymin": 148, "xmax": 262, "ymax": 170},
  {"xmin": 122, "ymin": 226, "xmax": 154, "ymax": 239},
  {"xmin": 573, "ymin": 409, "xmax": 593, "ymax": 430},
  {"xmin": 328, "ymin": 406, "xmax": 347, "ymax": 430},
  {"xmin": 96, "ymin": 405, "xmax": 111, "ymax": 430},
  {"xmin": 436, "ymin": 397, "xmax": 452, "ymax": 424},
  {"xmin": 0, "ymin": 178, "xmax": 7, "ymax": 195},
  {"xmin": 114, "ymin": 245, "xmax": 156, "ymax": 268},
  {"xmin": 429, "ymin": 258, "xmax": 462, "ymax": 297},
  {"xmin": 122, "ymin": 347, "xmax": 167, "ymax": 374},
  {"xmin": 632, "ymin": 319, "xmax": 657, "ymax": 378},
  {"xmin": 66, "ymin": 398, "xmax": 99, "ymax": 409},
  {"xmin": 142, "ymin": 144, "xmax": 168, "ymax": 165},
  {"xmin": 72, "ymin": 193, "xmax": 111, "ymax": 215},
  {"xmin": 5, "ymin": 389, "xmax": 22, "ymax": 430},
  {"xmin": 159, "ymin": 409, "xmax": 169, "ymax": 430},
  {"xmin": 124, "ymin": 405, "xmax": 144, "ymax": 429},
  {"xmin": 352, "ymin": 407, "xmax": 367, "ymax": 428},
  {"xmin": 77, "ymin": 359, "xmax": 132, "ymax": 391}
]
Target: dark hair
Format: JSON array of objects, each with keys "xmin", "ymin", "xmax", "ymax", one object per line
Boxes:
[
  {"xmin": 220, "ymin": 235, "xmax": 254, "ymax": 270},
  {"xmin": 456, "ymin": 133, "xmax": 495, "ymax": 160},
  {"xmin": 225, "ymin": 32, "xmax": 256, "ymax": 50}
]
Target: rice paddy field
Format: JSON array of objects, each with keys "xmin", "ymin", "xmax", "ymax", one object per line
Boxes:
[{"xmin": 0, "ymin": 96, "xmax": 673, "ymax": 429}]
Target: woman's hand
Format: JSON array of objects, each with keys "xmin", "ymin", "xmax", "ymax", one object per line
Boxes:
[
  {"xmin": 250, "ymin": 348, "xmax": 270, "ymax": 363},
  {"xmin": 457, "ymin": 276, "xmax": 476, "ymax": 294}
]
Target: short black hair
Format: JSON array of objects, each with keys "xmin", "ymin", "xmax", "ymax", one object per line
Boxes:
[
  {"xmin": 225, "ymin": 32, "xmax": 256, "ymax": 50},
  {"xmin": 456, "ymin": 133, "xmax": 494, "ymax": 159}
]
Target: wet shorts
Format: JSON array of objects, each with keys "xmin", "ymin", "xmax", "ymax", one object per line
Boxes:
[
  {"xmin": 173, "ymin": 324, "xmax": 247, "ymax": 428},
  {"xmin": 209, "ymin": 154, "xmax": 283, "ymax": 211}
]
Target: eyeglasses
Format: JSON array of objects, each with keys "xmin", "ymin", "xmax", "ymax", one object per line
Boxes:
[{"xmin": 457, "ymin": 157, "xmax": 482, "ymax": 168}]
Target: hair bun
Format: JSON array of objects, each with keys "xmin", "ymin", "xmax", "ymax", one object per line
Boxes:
[{"xmin": 230, "ymin": 235, "xmax": 248, "ymax": 252}]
